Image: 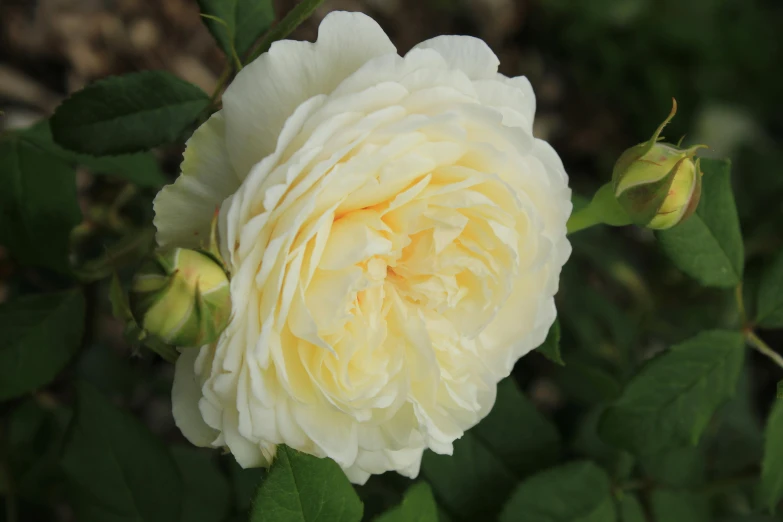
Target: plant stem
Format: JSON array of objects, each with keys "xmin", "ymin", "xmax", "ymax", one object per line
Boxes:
[
  {"xmin": 735, "ymin": 283, "xmax": 747, "ymax": 326},
  {"xmin": 208, "ymin": 65, "xmax": 232, "ymax": 109},
  {"xmin": 73, "ymin": 227, "xmax": 156, "ymax": 283},
  {"xmin": 196, "ymin": 65, "xmax": 233, "ymax": 126},
  {"xmin": 734, "ymin": 281, "xmax": 783, "ymax": 371},
  {"xmin": 247, "ymin": 0, "xmax": 326, "ymax": 62},
  {"xmin": 746, "ymin": 330, "xmax": 783, "ymax": 371},
  {"xmin": 567, "ymin": 183, "xmax": 632, "ymax": 235},
  {"xmin": 566, "ymin": 206, "xmax": 601, "ymax": 235}
]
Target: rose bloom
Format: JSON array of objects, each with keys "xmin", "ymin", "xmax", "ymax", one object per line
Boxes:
[{"xmin": 154, "ymin": 11, "xmax": 571, "ymax": 483}]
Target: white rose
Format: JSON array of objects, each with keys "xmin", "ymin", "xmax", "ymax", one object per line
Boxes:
[{"xmin": 154, "ymin": 11, "xmax": 572, "ymax": 484}]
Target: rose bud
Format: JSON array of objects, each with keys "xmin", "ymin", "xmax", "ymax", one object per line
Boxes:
[
  {"xmin": 129, "ymin": 248, "xmax": 231, "ymax": 347},
  {"xmin": 612, "ymin": 99, "xmax": 706, "ymax": 230}
]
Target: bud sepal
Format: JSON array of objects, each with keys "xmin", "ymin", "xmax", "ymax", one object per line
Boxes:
[
  {"xmin": 129, "ymin": 248, "xmax": 231, "ymax": 348},
  {"xmin": 611, "ymin": 99, "xmax": 707, "ymax": 230},
  {"xmin": 109, "ymin": 272, "xmax": 179, "ymax": 362}
]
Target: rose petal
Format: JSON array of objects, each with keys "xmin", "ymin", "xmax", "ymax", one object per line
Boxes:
[
  {"xmin": 172, "ymin": 348, "xmax": 220, "ymax": 446},
  {"xmin": 413, "ymin": 35, "xmax": 500, "ymax": 80},
  {"xmin": 222, "ymin": 11, "xmax": 397, "ymax": 176},
  {"xmin": 153, "ymin": 112, "xmax": 236, "ymax": 248}
]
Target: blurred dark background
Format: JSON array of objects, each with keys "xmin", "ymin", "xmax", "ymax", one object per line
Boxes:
[{"xmin": 1, "ymin": 0, "xmax": 782, "ymax": 520}]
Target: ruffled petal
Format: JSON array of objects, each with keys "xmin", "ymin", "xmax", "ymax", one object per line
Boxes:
[
  {"xmin": 153, "ymin": 112, "xmax": 237, "ymax": 249},
  {"xmin": 473, "ymin": 76, "xmax": 537, "ymax": 133},
  {"xmin": 224, "ymin": 407, "xmax": 271, "ymax": 468},
  {"xmin": 222, "ymin": 11, "xmax": 396, "ymax": 176},
  {"xmin": 172, "ymin": 348, "xmax": 220, "ymax": 447},
  {"xmin": 412, "ymin": 35, "xmax": 500, "ymax": 80}
]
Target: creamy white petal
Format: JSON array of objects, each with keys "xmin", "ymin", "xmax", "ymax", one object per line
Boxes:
[
  {"xmin": 153, "ymin": 112, "xmax": 237, "ymax": 249},
  {"xmin": 224, "ymin": 407, "xmax": 270, "ymax": 468},
  {"xmin": 172, "ymin": 348, "xmax": 220, "ymax": 447},
  {"xmin": 294, "ymin": 404, "xmax": 359, "ymax": 468},
  {"xmin": 473, "ymin": 78, "xmax": 536, "ymax": 133},
  {"xmin": 412, "ymin": 35, "xmax": 500, "ymax": 80},
  {"xmin": 493, "ymin": 75, "xmax": 537, "ymax": 124},
  {"xmin": 222, "ymin": 11, "xmax": 396, "ymax": 176}
]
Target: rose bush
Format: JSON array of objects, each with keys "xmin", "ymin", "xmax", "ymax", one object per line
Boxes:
[{"xmin": 154, "ymin": 11, "xmax": 571, "ymax": 483}]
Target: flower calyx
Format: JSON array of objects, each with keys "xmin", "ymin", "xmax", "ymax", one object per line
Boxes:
[{"xmin": 612, "ymin": 99, "xmax": 707, "ymax": 230}]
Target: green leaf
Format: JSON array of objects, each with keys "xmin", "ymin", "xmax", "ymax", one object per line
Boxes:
[
  {"xmin": 538, "ymin": 318, "xmax": 564, "ymax": 365},
  {"xmin": 198, "ymin": 0, "xmax": 275, "ymax": 59},
  {"xmin": 248, "ymin": 0, "xmax": 325, "ymax": 62},
  {"xmin": 0, "ymin": 135, "xmax": 82, "ymax": 273},
  {"xmin": 650, "ymin": 489, "xmax": 710, "ymax": 522},
  {"xmin": 571, "ymin": 407, "xmax": 634, "ymax": 480},
  {"xmin": 61, "ymin": 382, "xmax": 183, "ymax": 522},
  {"xmin": 6, "ymin": 398, "xmax": 72, "ymax": 501},
  {"xmin": 557, "ymin": 268, "xmax": 640, "ymax": 366},
  {"xmin": 20, "ymin": 120, "xmax": 166, "ymax": 188},
  {"xmin": 599, "ymin": 330, "xmax": 745, "ymax": 456},
  {"xmin": 760, "ymin": 398, "xmax": 783, "ymax": 513},
  {"xmin": 226, "ymin": 456, "xmax": 265, "ymax": 514},
  {"xmin": 756, "ymin": 250, "xmax": 783, "ymax": 328},
  {"xmin": 557, "ymin": 357, "xmax": 623, "ymax": 405},
  {"xmin": 498, "ymin": 461, "xmax": 616, "ymax": 522},
  {"xmin": 51, "ymin": 71, "xmax": 210, "ymax": 155},
  {"xmin": 657, "ymin": 158, "xmax": 744, "ymax": 288},
  {"xmin": 706, "ymin": 370, "xmax": 763, "ymax": 474},
  {"xmin": 354, "ymin": 473, "xmax": 412, "ymax": 520},
  {"xmin": 375, "ymin": 483, "xmax": 437, "ymax": 522},
  {"xmin": 422, "ymin": 378, "xmax": 561, "ymax": 520},
  {"xmin": 110, "ymin": 272, "xmax": 134, "ymax": 322},
  {"xmin": 0, "ymin": 289, "xmax": 85, "ymax": 400},
  {"xmin": 617, "ymin": 495, "xmax": 645, "ymax": 522},
  {"xmin": 76, "ymin": 341, "xmax": 148, "ymax": 397},
  {"xmin": 172, "ymin": 446, "xmax": 231, "ymax": 522},
  {"xmin": 639, "ymin": 444, "xmax": 705, "ymax": 488},
  {"xmin": 250, "ymin": 445, "xmax": 362, "ymax": 522}
]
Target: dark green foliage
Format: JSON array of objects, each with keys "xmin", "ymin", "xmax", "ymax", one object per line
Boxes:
[
  {"xmin": 197, "ymin": 0, "xmax": 275, "ymax": 59},
  {"xmin": 60, "ymin": 382, "xmax": 184, "ymax": 522},
  {"xmin": 51, "ymin": 71, "xmax": 209, "ymax": 155},
  {"xmin": 374, "ymin": 483, "xmax": 438, "ymax": 522},
  {"xmin": 250, "ymin": 446, "xmax": 363, "ymax": 522},
  {"xmin": 599, "ymin": 330, "xmax": 745, "ymax": 456},
  {"xmin": 499, "ymin": 462, "xmax": 616, "ymax": 522},
  {"xmin": 0, "ymin": 134, "xmax": 82, "ymax": 273},
  {"xmin": 0, "ymin": 290, "xmax": 85, "ymax": 400},
  {"xmin": 537, "ymin": 318, "xmax": 565, "ymax": 365},
  {"xmin": 657, "ymin": 160, "xmax": 744, "ymax": 288},
  {"xmin": 422, "ymin": 378, "xmax": 560, "ymax": 521}
]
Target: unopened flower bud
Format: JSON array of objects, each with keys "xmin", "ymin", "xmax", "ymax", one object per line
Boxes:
[
  {"xmin": 130, "ymin": 248, "xmax": 231, "ymax": 347},
  {"xmin": 612, "ymin": 99, "xmax": 706, "ymax": 230}
]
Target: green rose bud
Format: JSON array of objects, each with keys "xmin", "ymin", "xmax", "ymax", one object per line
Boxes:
[
  {"xmin": 129, "ymin": 248, "xmax": 231, "ymax": 347},
  {"xmin": 612, "ymin": 99, "xmax": 706, "ymax": 230}
]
